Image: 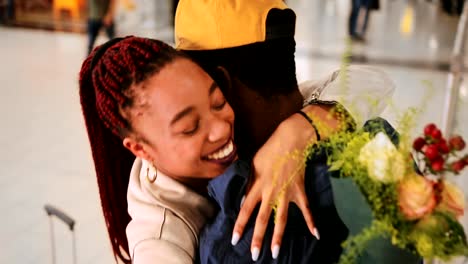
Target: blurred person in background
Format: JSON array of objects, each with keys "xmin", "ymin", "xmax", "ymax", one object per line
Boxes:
[
  {"xmin": 87, "ymin": 0, "xmax": 116, "ymax": 55},
  {"xmin": 1, "ymin": 0, "xmax": 15, "ymax": 24},
  {"xmin": 7, "ymin": 0, "xmax": 14, "ymax": 22},
  {"xmin": 349, "ymin": 0, "xmax": 380, "ymax": 41}
]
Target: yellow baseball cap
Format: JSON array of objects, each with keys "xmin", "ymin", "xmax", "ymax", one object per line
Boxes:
[{"xmin": 175, "ymin": 0, "xmax": 292, "ymax": 50}]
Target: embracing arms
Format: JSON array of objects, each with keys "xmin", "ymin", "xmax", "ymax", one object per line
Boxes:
[{"xmin": 234, "ymin": 65, "xmax": 395, "ymax": 258}]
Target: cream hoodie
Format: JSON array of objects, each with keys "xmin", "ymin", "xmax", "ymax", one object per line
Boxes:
[{"xmin": 126, "ymin": 158, "xmax": 215, "ymax": 263}]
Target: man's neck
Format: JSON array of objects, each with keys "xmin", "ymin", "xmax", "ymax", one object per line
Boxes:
[
  {"xmin": 261, "ymin": 90, "xmax": 303, "ymax": 137},
  {"xmin": 232, "ymin": 86, "xmax": 303, "ymax": 159}
]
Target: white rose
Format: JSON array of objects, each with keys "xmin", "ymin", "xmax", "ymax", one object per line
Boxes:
[{"xmin": 358, "ymin": 132, "xmax": 405, "ymax": 182}]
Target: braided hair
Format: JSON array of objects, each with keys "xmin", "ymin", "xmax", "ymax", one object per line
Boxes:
[{"xmin": 79, "ymin": 36, "xmax": 185, "ymax": 263}]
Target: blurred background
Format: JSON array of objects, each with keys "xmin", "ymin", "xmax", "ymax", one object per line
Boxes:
[{"xmin": 0, "ymin": 0, "xmax": 467, "ymax": 263}]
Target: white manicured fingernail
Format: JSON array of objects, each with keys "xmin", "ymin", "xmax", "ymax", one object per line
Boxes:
[
  {"xmin": 313, "ymin": 228, "xmax": 320, "ymax": 240},
  {"xmin": 231, "ymin": 232, "xmax": 240, "ymax": 246},
  {"xmin": 240, "ymin": 195, "xmax": 245, "ymax": 206},
  {"xmin": 272, "ymin": 245, "xmax": 280, "ymax": 259},
  {"xmin": 251, "ymin": 247, "xmax": 260, "ymax": 261}
]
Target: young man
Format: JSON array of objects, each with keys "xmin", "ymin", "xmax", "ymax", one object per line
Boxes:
[
  {"xmin": 175, "ymin": 0, "xmax": 420, "ymax": 263},
  {"xmin": 175, "ymin": 0, "xmax": 347, "ymax": 259},
  {"xmin": 175, "ymin": 0, "xmax": 364, "ymax": 259}
]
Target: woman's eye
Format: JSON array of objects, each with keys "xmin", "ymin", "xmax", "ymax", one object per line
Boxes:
[
  {"xmin": 213, "ymin": 100, "xmax": 227, "ymax": 110},
  {"xmin": 182, "ymin": 122, "xmax": 199, "ymax": 135}
]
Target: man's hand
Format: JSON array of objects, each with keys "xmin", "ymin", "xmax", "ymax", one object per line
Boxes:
[{"xmin": 231, "ymin": 112, "xmax": 320, "ymax": 261}]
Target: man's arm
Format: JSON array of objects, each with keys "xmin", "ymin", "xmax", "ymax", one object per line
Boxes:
[
  {"xmin": 233, "ymin": 66, "xmax": 394, "ymax": 259},
  {"xmin": 300, "ymin": 65, "xmax": 396, "ymax": 127},
  {"xmin": 233, "ymin": 101, "xmax": 352, "ymax": 259}
]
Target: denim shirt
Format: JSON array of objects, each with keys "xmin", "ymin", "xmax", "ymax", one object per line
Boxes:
[{"xmin": 200, "ymin": 154, "xmax": 349, "ymax": 263}]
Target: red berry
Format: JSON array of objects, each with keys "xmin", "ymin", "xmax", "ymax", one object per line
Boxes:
[
  {"xmin": 424, "ymin": 123, "xmax": 437, "ymax": 136},
  {"xmin": 463, "ymin": 155, "xmax": 468, "ymax": 164},
  {"xmin": 451, "ymin": 160, "xmax": 466, "ymax": 173},
  {"xmin": 431, "ymin": 159, "xmax": 445, "ymax": 172},
  {"xmin": 449, "ymin": 135, "xmax": 466, "ymax": 151},
  {"xmin": 431, "ymin": 129, "xmax": 442, "ymax": 140},
  {"xmin": 413, "ymin": 137, "xmax": 426, "ymax": 151},
  {"xmin": 437, "ymin": 141, "xmax": 450, "ymax": 154},
  {"xmin": 424, "ymin": 144, "xmax": 440, "ymax": 161}
]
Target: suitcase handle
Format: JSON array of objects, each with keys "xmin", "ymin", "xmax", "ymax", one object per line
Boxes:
[{"xmin": 44, "ymin": 204, "xmax": 75, "ymax": 231}]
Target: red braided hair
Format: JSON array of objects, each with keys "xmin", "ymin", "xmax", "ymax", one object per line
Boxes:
[{"xmin": 78, "ymin": 36, "xmax": 185, "ymax": 263}]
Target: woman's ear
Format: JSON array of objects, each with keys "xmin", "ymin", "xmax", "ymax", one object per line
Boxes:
[{"xmin": 123, "ymin": 137, "xmax": 152, "ymax": 161}]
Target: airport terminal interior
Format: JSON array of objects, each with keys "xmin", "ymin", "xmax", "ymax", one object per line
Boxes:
[{"xmin": 1, "ymin": 0, "xmax": 468, "ymax": 263}]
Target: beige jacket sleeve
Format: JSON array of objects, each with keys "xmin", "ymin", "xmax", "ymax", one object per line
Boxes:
[
  {"xmin": 132, "ymin": 238, "xmax": 193, "ymax": 264},
  {"xmin": 126, "ymin": 158, "xmax": 214, "ymax": 264},
  {"xmin": 127, "ymin": 206, "xmax": 198, "ymax": 264},
  {"xmin": 299, "ymin": 65, "xmax": 396, "ymax": 127}
]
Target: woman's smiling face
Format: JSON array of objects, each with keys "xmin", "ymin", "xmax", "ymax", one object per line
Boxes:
[{"xmin": 123, "ymin": 58, "xmax": 237, "ymax": 181}]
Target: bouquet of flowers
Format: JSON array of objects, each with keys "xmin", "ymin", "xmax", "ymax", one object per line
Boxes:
[{"xmin": 323, "ymin": 120, "xmax": 468, "ymax": 263}]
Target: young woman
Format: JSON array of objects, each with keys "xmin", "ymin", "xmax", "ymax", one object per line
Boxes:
[{"xmin": 80, "ymin": 36, "xmax": 231, "ymax": 263}]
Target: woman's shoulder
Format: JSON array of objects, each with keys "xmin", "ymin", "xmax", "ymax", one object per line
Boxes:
[
  {"xmin": 126, "ymin": 206, "xmax": 199, "ymax": 263},
  {"xmin": 130, "ymin": 236, "xmax": 194, "ymax": 264},
  {"xmin": 126, "ymin": 158, "xmax": 214, "ymax": 262},
  {"xmin": 127, "ymin": 158, "xmax": 214, "ymax": 230}
]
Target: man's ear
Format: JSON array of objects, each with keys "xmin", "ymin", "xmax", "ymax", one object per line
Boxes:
[
  {"xmin": 123, "ymin": 137, "xmax": 152, "ymax": 161},
  {"xmin": 213, "ymin": 66, "xmax": 233, "ymax": 97}
]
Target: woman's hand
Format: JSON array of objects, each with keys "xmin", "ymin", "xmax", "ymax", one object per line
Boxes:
[{"xmin": 231, "ymin": 111, "xmax": 320, "ymax": 261}]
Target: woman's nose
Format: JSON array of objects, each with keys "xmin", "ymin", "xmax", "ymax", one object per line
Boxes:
[{"xmin": 208, "ymin": 118, "xmax": 231, "ymax": 143}]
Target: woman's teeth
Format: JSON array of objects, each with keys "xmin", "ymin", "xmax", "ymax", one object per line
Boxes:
[{"xmin": 207, "ymin": 141, "xmax": 234, "ymax": 160}]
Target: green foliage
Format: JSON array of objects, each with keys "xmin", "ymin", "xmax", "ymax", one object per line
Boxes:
[
  {"xmin": 410, "ymin": 212, "xmax": 468, "ymax": 260},
  {"xmin": 338, "ymin": 221, "xmax": 393, "ymax": 264}
]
